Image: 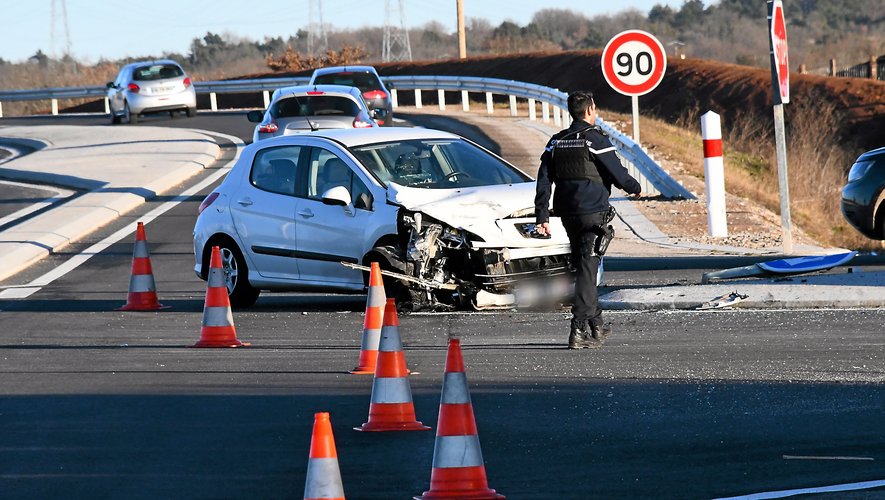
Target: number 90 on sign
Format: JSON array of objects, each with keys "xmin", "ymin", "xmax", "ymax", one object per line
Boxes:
[{"xmin": 601, "ymin": 30, "xmax": 667, "ymax": 97}]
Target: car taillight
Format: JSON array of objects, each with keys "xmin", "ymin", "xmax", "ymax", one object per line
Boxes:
[
  {"xmin": 353, "ymin": 116, "xmax": 373, "ymax": 128},
  {"xmin": 198, "ymin": 192, "xmax": 220, "ymax": 214},
  {"xmin": 259, "ymin": 119, "xmax": 278, "ymax": 133},
  {"xmin": 363, "ymin": 90, "xmax": 388, "ymax": 100},
  {"xmin": 183, "ymin": 77, "xmax": 191, "ymax": 88},
  {"xmin": 127, "ymin": 83, "xmax": 140, "ymax": 93}
]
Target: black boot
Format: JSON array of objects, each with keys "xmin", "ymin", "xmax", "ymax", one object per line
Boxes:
[
  {"xmin": 590, "ymin": 324, "xmax": 611, "ymax": 341},
  {"xmin": 568, "ymin": 319, "xmax": 602, "ymax": 349}
]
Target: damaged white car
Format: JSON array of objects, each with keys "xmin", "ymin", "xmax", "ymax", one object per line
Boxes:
[{"xmin": 193, "ymin": 127, "xmax": 581, "ymax": 309}]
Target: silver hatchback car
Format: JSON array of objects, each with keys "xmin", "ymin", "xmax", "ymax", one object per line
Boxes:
[
  {"xmin": 246, "ymin": 84, "xmax": 377, "ymax": 142},
  {"xmin": 107, "ymin": 59, "xmax": 197, "ymax": 124}
]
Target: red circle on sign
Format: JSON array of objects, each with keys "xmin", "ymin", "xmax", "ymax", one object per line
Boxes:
[{"xmin": 601, "ymin": 30, "xmax": 667, "ymax": 96}]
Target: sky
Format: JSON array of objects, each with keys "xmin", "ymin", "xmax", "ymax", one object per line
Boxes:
[{"xmin": 0, "ymin": 0, "xmax": 686, "ymax": 63}]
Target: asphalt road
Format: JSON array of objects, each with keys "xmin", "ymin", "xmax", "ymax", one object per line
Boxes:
[{"xmin": 0, "ymin": 111, "xmax": 883, "ymax": 499}]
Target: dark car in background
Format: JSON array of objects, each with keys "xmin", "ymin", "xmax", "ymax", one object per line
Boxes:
[
  {"xmin": 309, "ymin": 66, "xmax": 394, "ymax": 126},
  {"xmin": 841, "ymin": 146, "xmax": 885, "ymax": 239}
]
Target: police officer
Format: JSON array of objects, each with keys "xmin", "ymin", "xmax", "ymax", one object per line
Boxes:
[{"xmin": 534, "ymin": 90, "xmax": 642, "ymax": 349}]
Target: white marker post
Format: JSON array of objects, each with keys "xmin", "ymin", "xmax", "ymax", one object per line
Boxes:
[{"xmin": 701, "ymin": 111, "xmax": 727, "ymax": 237}]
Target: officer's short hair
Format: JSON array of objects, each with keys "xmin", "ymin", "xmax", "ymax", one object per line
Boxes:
[{"xmin": 568, "ymin": 91, "xmax": 595, "ymax": 120}]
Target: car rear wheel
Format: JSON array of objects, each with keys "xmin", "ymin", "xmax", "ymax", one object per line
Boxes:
[
  {"xmin": 125, "ymin": 102, "xmax": 138, "ymax": 125},
  {"xmin": 110, "ymin": 112, "xmax": 121, "ymax": 125},
  {"xmin": 186, "ymin": 107, "xmax": 197, "ymax": 118},
  {"xmin": 206, "ymin": 239, "xmax": 260, "ymax": 308}
]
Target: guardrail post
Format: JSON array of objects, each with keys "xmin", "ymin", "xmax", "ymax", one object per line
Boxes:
[
  {"xmin": 391, "ymin": 89, "xmax": 398, "ymax": 108},
  {"xmin": 563, "ymin": 110, "xmax": 571, "ymax": 127},
  {"xmin": 104, "ymin": 97, "xmax": 110, "ymax": 114},
  {"xmin": 438, "ymin": 89, "xmax": 446, "ymax": 111},
  {"xmin": 553, "ymin": 106, "xmax": 561, "ymax": 127},
  {"xmin": 528, "ymin": 98, "xmax": 536, "ymax": 121},
  {"xmin": 415, "ymin": 89, "xmax": 423, "ymax": 108},
  {"xmin": 0, "ymin": 101, "xmax": 3, "ymax": 118},
  {"xmin": 542, "ymin": 102, "xmax": 550, "ymax": 123},
  {"xmin": 51, "ymin": 99, "xmax": 59, "ymax": 116},
  {"xmin": 210, "ymin": 92, "xmax": 218, "ymax": 112},
  {"xmin": 263, "ymin": 91, "xmax": 270, "ymax": 109},
  {"xmin": 701, "ymin": 111, "xmax": 728, "ymax": 237},
  {"xmin": 461, "ymin": 90, "xmax": 469, "ymax": 111},
  {"xmin": 509, "ymin": 95, "xmax": 517, "ymax": 117},
  {"xmin": 485, "ymin": 92, "xmax": 493, "ymax": 114}
]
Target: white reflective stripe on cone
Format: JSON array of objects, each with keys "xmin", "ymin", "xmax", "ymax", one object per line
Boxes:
[
  {"xmin": 202, "ymin": 306, "xmax": 234, "ymax": 327},
  {"xmin": 304, "ymin": 457, "xmax": 345, "ymax": 498},
  {"xmin": 133, "ymin": 240, "xmax": 150, "ymax": 258},
  {"xmin": 431, "ymin": 435, "xmax": 484, "ymax": 468},
  {"xmin": 441, "ymin": 373, "xmax": 471, "ymax": 404},
  {"xmin": 207, "ymin": 267, "xmax": 226, "ymax": 288},
  {"xmin": 370, "ymin": 377, "xmax": 413, "ymax": 404},
  {"xmin": 360, "ymin": 328, "xmax": 382, "ymax": 350},
  {"xmin": 128, "ymin": 274, "xmax": 156, "ymax": 292},
  {"xmin": 367, "ymin": 286, "xmax": 385, "ymax": 305},
  {"xmin": 378, "ymin": 325, "xmax": 403, "ymax": 352}
]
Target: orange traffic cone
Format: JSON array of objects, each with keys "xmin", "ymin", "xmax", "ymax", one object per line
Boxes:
[
  {"xmin": 355, "ymin": 298, "xmax": 430, "ymax": 432},
  {"xmin": 304, "ymin": 412, "xmax": 346, "ymax": 500},
  {"xmin": 191, "ymin": 246, "xmax": 248, "ymax": 348},
  {"xmin": 351, "ymin": 262, "xmax": 385, "ymax": 374},
  {"xmin": 415, "ymin": 338, "xmax": 504, "ymax": 500},
  {"xmin": 118, "ymin": 222, "xmax": 168, "ymax": 311}
]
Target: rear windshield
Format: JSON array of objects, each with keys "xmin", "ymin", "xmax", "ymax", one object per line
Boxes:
[
  {"xmin": 313, "ymin": 72, "xmax": 382, "ymax": 92},
  {"xmin": 133, "ymin": 64, "xmax": 184, "ymax": 81},
  {"xmin": 271, "ymin": 95, "xmax": 360, "ymax": 118}
]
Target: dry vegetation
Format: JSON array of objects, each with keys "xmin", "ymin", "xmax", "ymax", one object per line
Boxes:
[{"xmin": 605, "ymin": 102, "xmax": 869, "ymax": 250}]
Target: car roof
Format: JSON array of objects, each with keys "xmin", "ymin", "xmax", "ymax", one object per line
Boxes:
[
  {"xmin": 123, "ymin": 59, "xmax": 183, "ymax": 70},
  {"xmin": 252, "ymin": 127, "xmax": 460, "ymax": 149},
  {"xmin": 860, "ymin": 146, "xmax": 885, "ymax": 160},
  {"xmin": 273, "ymin": 84, "xmax": 362, "ymax": 98},
  {"xmin": 311, "ymin": 65, "xmax": 379, "ymax": 76}
]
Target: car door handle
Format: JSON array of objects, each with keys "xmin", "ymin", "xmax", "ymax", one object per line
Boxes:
[
  {"xmin": 298, "ymin": 209, "xmax": 314, "ymax": 218},
  {"xmin": 237, "ymin": 198, "xmax": 253, "ymax": 206}
]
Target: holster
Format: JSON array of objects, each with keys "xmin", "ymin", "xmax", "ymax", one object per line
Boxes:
[{"xmin": 591, "ymin": 206, "xmax": 617, "ymax": 256}]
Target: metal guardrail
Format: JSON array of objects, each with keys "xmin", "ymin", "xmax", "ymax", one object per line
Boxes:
[{"xmin": 0, "ymin": 74, "xmax": 693, "ymax": 199}]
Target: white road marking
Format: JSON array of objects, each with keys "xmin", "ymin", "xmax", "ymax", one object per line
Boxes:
[
  {"xmin": 0, "ymin": 180, "xmax": 76, "ymax": 228},
  {"xmin": 0, "ymin": 130, "xmax": 242, "ymax": 299},
  {"xmin": 783, "ymin": 455, "xmax": 874, "ymax": 461},
  {"xmin": 713, "ymin": 479, "xmax": 885, "ymax": 499}
]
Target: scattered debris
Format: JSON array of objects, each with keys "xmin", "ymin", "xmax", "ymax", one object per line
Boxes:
[{"xmin": 697, "ymin": 291, "xmax": 749, "ymax": 310}]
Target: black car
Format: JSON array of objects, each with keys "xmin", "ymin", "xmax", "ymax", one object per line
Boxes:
[
  {"xmin": 309, "ymin": 66, "xmax": 394, "ymax": 126},
  {"xmin": 841, "ymin": 146, "xmax": 885, "ymax": 239}
]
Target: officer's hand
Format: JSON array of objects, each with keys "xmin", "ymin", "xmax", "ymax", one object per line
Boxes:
[
  {"xmin": 632, "ymin": 192, "xmax": 643, "ymax": 199},
  {"xmin": 536, "ymin": 222, "xmax": 551, "ymax": 236}
]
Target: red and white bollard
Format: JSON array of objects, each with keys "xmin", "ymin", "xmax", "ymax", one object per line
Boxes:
[{"xmin": 701, "ymin": 111, "xmax": 728, "ymax": 237}]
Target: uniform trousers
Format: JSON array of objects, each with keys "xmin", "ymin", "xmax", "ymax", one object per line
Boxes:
[{"xmin": 560, "ymin": 210, "xmax": 608, "ymax": 327}]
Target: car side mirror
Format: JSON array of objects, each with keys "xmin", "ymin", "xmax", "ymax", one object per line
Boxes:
[
  {"xmin": 246, "ymin": 110, "xmax": 264, "ymax": 123},
  {"xmin": 321, "ymin": 185, "xmax": 352, "ymax": 207},
  {"xmin": 106, "ymin": 82, "xmax": 115, "ymax": 89}
]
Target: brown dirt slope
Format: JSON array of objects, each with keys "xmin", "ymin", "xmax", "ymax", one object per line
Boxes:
[{"xmin": 363, "ymin": 51, "xmax": 884, "ymax": 151}]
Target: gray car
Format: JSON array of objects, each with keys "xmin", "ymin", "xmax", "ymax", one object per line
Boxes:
[
  {"xmin": 107, "ymin": 59, "xmax": 197, "ymax": 124},
  {"xmin": 246, "ymin": 85, "xmax": 378, "ymax": 142}
]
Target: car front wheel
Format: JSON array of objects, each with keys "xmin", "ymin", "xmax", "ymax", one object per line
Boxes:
[{"xmin": 207, "ymin": 239, "xmax": 260, "ymax": 308}]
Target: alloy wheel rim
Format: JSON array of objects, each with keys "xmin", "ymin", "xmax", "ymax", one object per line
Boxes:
[{"xmin": 220, "ymin": 248, "xmax": 238, "ymax": 294}]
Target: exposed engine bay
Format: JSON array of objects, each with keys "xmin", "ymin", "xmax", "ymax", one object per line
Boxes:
[{"xmin": 366, "ymin": 209, "xmax": 574, "ymax": 310}]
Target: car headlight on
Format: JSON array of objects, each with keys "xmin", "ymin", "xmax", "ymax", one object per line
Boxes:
[{"xmin": 847, "ymin": 160, "xmax": 874, "ymax": 182}]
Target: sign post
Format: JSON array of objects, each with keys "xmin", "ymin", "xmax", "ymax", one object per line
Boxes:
[
  {"xmin": 601, "ymin": 30, "xmax": 667, "ymax": 145},
  {"xmin": 768, "ymin": 0, "xmax": 793, "ymax": 254}
]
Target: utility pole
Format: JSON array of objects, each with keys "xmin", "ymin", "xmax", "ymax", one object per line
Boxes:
[
  {"xmin": 457, "ymin": 0, "xmax": 466, "ymax": 59},
  {"xmin": 308, "ymin": 0, "xmax": 328, "ymax": 58},
  {"xmin": 383, "ymin": 0, "xmax": 413, "ymax": 62}
]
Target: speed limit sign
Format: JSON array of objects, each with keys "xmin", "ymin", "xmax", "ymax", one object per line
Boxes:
[{"xmin": 601, "ymin": 30, "xmax": 667, "ymax": 97}]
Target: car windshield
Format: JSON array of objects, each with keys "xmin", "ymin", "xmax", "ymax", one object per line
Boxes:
[
  {"xmin": 350, "ymin": 139, "xmax": 532, "ymax": 189},
  {"xmin": 271, "ymin": 95, "xmax": 360, "ymax": 118},
  {"xmin": 133, "ymin": 64, "xmax": 183, "ymax": 81},
  {"xmin": 313, "ymin": 72, "xmax": 382, "ymax": 92}
]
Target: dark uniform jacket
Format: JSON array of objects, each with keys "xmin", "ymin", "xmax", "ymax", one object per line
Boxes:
[{"xmin": 534, "ymin": 119, "xmax": 641, "ymax": 224}]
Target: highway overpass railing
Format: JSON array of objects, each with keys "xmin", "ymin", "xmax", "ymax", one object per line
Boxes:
[{"xmin": 0, "ymin": 75, "xmax": 694, "ymax": 199}]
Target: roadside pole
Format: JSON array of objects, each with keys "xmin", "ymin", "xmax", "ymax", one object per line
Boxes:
[
  {"xmin": 768, "ymin": 0, "xmax": 793, "ymax": 254},
  {"xmin": 632, "ymin": 95, "xmax": 640, "ymax": 144}
]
